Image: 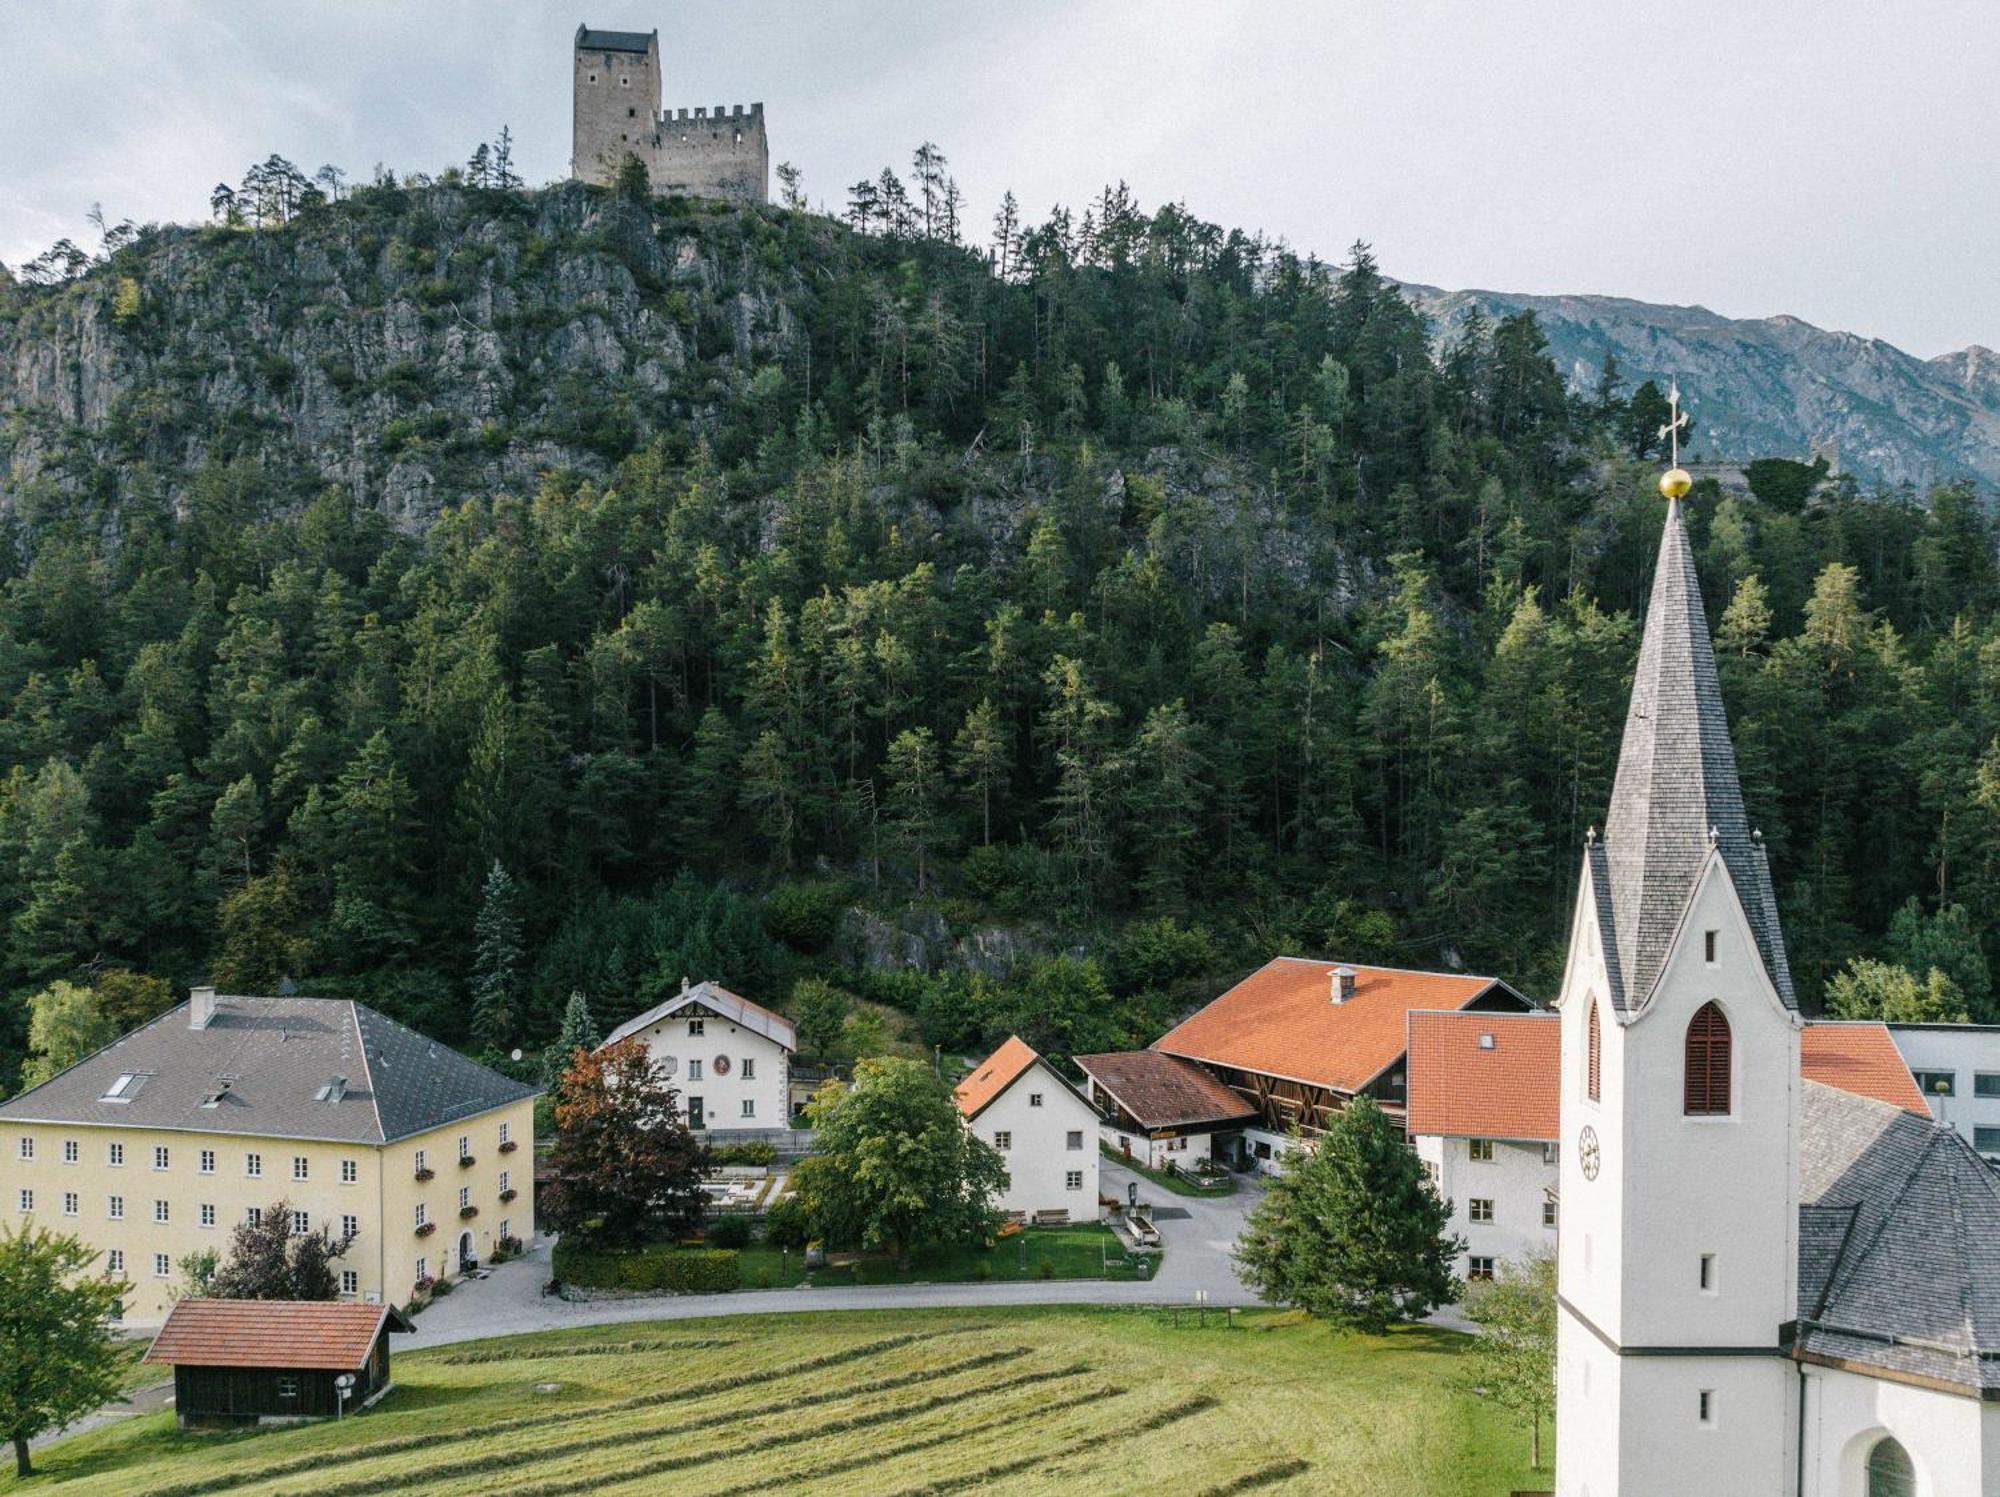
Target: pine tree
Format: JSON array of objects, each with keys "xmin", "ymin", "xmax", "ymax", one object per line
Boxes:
[
  {"xmin": 470, "ymin": 860, "xmax": 523, "ymax": 1050},
  {"xmin": 542, "ymin": 990, "xmax": 602, "ymax": 1091}
]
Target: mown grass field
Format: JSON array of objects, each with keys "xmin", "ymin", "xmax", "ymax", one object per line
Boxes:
[
  {"xmin": 733, "ymin": 1224, "xmax": 1154, "ymax": 1287},
  {"xmin": 9, "ymin": 1308, "xmax": 1552, "ymax": 1496}
]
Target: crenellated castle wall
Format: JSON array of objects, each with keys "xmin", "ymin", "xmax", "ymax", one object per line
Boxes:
[{"xmin": 571, "ymin": 28, "xmax": 768, "ymax": 205}]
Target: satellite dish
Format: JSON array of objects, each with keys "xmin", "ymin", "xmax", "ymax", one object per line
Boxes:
[{"xmin": 510, "ymin": 1049, "xmax": 523, "ymax": 1062}]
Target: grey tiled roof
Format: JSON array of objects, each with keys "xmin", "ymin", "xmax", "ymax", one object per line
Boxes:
[
  {"xmin": 1795, "ymin": 1080, "xmax": 2000, "ymax": 1393},
  {"xmin": 0, "ymin": 996, "xmax": 535, "ymax": 1145},
  {"xmin": 602, "ymin": 980, "xmax": 797, "ymax": 1053},
  {"xmin": 576, "ymin": 26, "xmax": 655, "ymax": 54},
  {"xmin": 1598, "ymin": 499, "xmax": 1795, "ymax": 1013}
]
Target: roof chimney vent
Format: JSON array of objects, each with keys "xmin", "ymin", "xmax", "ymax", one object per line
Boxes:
[
  {"xmin": 1331, "ymin": 966, "xmax": 1358, "ymax": 1005},
  {"xmin": 189, "ymin": 987, "xmax": 218, "ymax": 1031}
]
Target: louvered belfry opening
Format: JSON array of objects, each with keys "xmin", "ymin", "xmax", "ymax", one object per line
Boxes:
[
  {"xmin": 1683, "ymin": 1001, "xmax": 1732, "ymax": 1115},
  {"xmin": 1587, "ymin": 1002, "xmax": 1602, "ymax": 1101}
]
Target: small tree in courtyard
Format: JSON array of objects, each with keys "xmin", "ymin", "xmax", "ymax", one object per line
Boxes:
[
  {"xmin": 791, "ymin": 1057, "xmax": 1006, "ymax": 1270},
  {"xmin": 209, "ymin": 1199, "xmax": 355, "ymax": 1301},
  {"xmin": 1234, "ymin": 1096, "xmax": 1462, "ymax": 1331},
  {"xmin": 544, "ymin": 1038, "xmax": 712, "ymax": 1247},
  {"xmin": 1458, "ymin": 1248, "xmax": 1557, "ymax": 1468},
  {"xmin": 0, "ymin": 1225, "xmax": 126, "ymax": 1477}
]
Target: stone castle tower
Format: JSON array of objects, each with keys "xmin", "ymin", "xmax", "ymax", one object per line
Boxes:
[{"xmin": 570, "ymin": 24, "xmax": 768, "ymax": 204}]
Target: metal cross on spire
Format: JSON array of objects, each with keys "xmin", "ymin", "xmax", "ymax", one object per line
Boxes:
[{"xmin": 1659, "ymin": 382, "xmax": 1692, "ymax": 468}]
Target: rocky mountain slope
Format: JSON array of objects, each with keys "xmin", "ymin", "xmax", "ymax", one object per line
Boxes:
[{"xmin": 1403, "ymin": 284, "xmax": 2000, "ymax": 489}]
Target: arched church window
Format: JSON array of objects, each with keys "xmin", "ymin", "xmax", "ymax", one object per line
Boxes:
[
  {"xmin": 1865, "ymin": 1437, "xmax": 1915, "ymax": 1497},
  {"xmin": 1684, "ymin": 1002, "xmax": 1731, "ymax": 1115},
  {"xmin": 1587, "ymin": 1002, "xmax": 1601, "ymax": 1101}
]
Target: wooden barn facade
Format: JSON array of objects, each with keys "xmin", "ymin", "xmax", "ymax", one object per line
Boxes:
[{"xmin": 145, "ymin": 1299, "xmax": 413, "ymax": 1426}]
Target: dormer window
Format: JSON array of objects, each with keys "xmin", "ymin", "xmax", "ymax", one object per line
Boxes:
[
  {"xmin": 315, "ymin": 1075, "xmax": 347, "ymax": 1103},
  {"xmin": 201, "ymin": 1079, "xmax": 233, "ymax": 1107}
]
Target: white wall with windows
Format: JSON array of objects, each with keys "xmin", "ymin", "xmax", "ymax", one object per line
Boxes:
[
  {"xmin": 971, "ymin": 1065, "xmax": 1098, "ymax": 1221},
  {"xmin": 617, "ymin": 1009, "xmax": 791, "ymax": 1134},
  {"xmin": 1413, "ymin": 1133, "xmax": 1557, "ymax": 1279},
  {"xmin": 1887, "ymin": 1023, "xmax": 2000, "ymax": 1158}
]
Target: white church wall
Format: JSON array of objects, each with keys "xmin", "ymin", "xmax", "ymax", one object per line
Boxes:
[
  {"xmin": 1615, "ymin": 1354, "xmax": 1793, "ymax": 1497},
  {"xmin": 1802, "ymin": 1362, "xmax": 1988, "ymax": 1497}
]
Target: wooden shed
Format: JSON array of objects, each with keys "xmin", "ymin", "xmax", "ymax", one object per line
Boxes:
[{"xmin": 144, "ymin": 1299, "xmax": 414, "ymax": 1427}]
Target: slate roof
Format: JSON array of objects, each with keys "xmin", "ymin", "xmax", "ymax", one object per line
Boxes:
[
  {"xmin": 1597, "ymin": 498, "xmax": 1796, "ymax": 1015},
  {"xmin": 1072, "ymin": 1050, "xmax": 1257, "ymax": 1130},
  {"xmin": 0, "ymin": 996, "xmax": 536, "ymax": 1145},
  {"xmin": 1153, "ymin": 957, "xmax": 1528, "ymax": 1094},
  {"xmin": 145, "ymin": 1299, "xmax": 411, "ymax": 1370},
  {"xmin": 1799, "ymin": 1023, "xmax": 1931, "ymax": 1115},
  {"xmin": 602, "ymin": 981, "xmax": 797, "ymax": 1053},
  {"xmin": 1795, "ymin": 1080, "xmax": 2000, "ymax": 1394},
  {"xmin": 1404, "ymin": 1011, "xmax": 1562, "ymax": 1141},
  {"xmin": 576, "ymin": 26, "xmax": 655, "ymax": 54}
]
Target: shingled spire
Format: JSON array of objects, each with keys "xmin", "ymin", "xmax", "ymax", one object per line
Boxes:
[{"xmin": 1597, "ymin": 496, "xmax": 1796, "ymax": 1012}]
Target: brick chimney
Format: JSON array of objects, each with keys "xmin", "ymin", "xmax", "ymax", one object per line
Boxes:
[{"xmin": 189, "ymin": 986, "xmax": 218, "ymax": 1030}]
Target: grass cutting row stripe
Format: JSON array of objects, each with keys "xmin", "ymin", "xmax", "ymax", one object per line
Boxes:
[
  {"xmin": 886, "ymin": 1392, "xmax": 1221, "ymax": 1496},
  {"xmin": 264, "ymin": 1350, "xmax": 1060, "ymax": 1497},
  {"xmin": 1194, "ymin": 1458, "xmax": 1314, "ymax": 1495},
  {"xmin": 431, "ymin": 1336, "xmax": 735, "ymax": 1365},
  {"xmin": 132, "ymin": 1329, "xmax": 967, "ymax": 1497},
  {"xmin": 487, "ymin": 1362, "xmax": 1104, "ymax": 1497},
  {"xmin": 703, "ymin": 1383, "xmax": 1128, "ymax": 1497}
]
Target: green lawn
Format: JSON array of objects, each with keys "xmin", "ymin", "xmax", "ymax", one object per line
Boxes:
[
  {"xmin": 695, "ymin": 1224, "xmax": 1153, "ymax": 1288},
  {"xmin": 1101, "ymin": 1141, "xmax": 1237, "ymax": 1196},
  {"xmin": 8, "ymin": 1307, "xmax": 1553, "ymax": 1495}
]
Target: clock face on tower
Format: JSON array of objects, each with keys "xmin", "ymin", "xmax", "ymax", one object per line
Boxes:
[{"xmin": 1578, "ymin": 1125, "xmax": 1602, "ymax": 1181}]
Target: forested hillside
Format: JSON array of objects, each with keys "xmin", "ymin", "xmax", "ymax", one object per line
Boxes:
[{"xmin": 1, "ymin": 163, "xmax": 1996, "ymax": 1086}]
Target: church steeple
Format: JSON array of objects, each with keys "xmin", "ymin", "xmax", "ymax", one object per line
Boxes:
[{"xmin": 1595, "ymin": 491, "xmax": 1795, "ymax": 1014}]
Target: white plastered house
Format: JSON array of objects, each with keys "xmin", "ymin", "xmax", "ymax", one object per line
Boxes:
[
  {"xmin": 599, "ymin": 980, "xmax": 794, "ymax": 1134},
  {"xmin": 954, "ymin": 1037, "xmax": 1098, "ymax": 1223}
]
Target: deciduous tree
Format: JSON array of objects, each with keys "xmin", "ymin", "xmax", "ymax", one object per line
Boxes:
[
  {"xmin": 544, "ymin": 1038, "xmax": 712, "ymax": 1248},
  {"xmin": 0, "ymin": 1226, "xmax": 126, "ymax": 1477}
]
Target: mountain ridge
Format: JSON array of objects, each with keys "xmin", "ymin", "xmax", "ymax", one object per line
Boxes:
[{"xmin": 1400, "ymin": 281, "xmax": 2000, "ymax": 489}]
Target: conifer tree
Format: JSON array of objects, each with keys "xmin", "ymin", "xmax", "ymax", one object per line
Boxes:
[
  {"xmin": 542, "ymin": 990, "xmax": 602, "ymax": 1091},
  {"xmin": 470, "ymin": 859, "xmax": 523, "ymax": 1049}
]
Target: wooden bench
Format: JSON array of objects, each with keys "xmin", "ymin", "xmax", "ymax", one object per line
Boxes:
[{"xmin": 1032, "ymin": 1209, "xmax": 1071, "ymax": 1228}]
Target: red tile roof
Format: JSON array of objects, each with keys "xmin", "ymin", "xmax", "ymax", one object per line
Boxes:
[
  {"xmin": 145, "ymin": 1299, "xmax": 402, "ymax": 1370},
  {"xmin": 1073, "ymin": 1050, "xmax": 1257, "ymax": 1130},
  {"xmin": 1403, "ymin": 1014, "xmax": 1933, "ymax": 1143},
  {"xmin": 1405, "ymin": 1011, "xmax": 1562, "ymax": 1141},
  {"xmin": 1802, "ymin": 1022, "xmax": 1930, "ymax": 1116},
  {"xmin": 954, "ymin": 1035, "xmax": 1042, "ymax": 1122},
  {"xmin": 1154, "ymin": 958, "xmax": 1519, "ymax": 1093}
]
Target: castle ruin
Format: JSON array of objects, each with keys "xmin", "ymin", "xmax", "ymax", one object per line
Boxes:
[{"xmin": 570, "ymin": 24, "xmax": 768, "ymax": 204}]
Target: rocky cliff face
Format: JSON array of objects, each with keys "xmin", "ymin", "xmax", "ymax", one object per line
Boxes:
[
  {"xmin": 0, "ymin": 183, "xmax": 797, "ymax": 530},
  {"xmin": 1403, "ymin": 284, "xmax": 2000, "ymax": 489}
]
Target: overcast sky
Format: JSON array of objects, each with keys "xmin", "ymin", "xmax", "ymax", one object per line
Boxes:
[{"xmin": 3, "ymin": 0, "xmax": 1995, "ymax": 358}]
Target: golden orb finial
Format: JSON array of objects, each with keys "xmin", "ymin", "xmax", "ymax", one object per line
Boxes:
[{"xmin": 1659, "ymin": 467, "xmax": 1692, "ymax": 500}]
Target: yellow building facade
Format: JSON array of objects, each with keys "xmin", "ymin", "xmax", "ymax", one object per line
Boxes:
[{"xmin": 0, "ymin": 990, "xmax": 537, "ymax": 1325}]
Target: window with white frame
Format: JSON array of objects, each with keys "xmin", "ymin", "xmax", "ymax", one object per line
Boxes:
[
  {"xmin": 993, "ymin": 1130, "xmax": 1012, "ymax": 1149},
  {"xmin": 17, "ymin": 1137, "xmax": 31, "ymax": 1161},
  {"xmin": 293, "ymin": 1156, "xmax": 309, "ymax": 1181},
  {"xmin": 200, "ymin": 1203, "xmax": 216, "ymax": 1228},
  {"xmin": 741, "ymin": 1099, "xmax": 755, "ymax": 1118},
  {"xmin": 1543, "ymin": 1199, "xmax": 1558, "ymax": 1228},
  {"xmin": 63, "ymin": 1191, "xmax": 78, "ymax": 1216},
  {"xmin": 153, "ymin": 1145, "xmax": 170, "ymax": 1171},
  {"xmin": 107, "ymin": 1249, "xmax": 124, "ymax": 1275},
  {"xmin": 342, "ymin": 1214, "xmax": 358, "ymax": 1240},
  {"xmin": 1468, "ymin": 1198, "xmax": 1494, "ymax": 1223},
  {"xmin": 153, "ymin": 1253, "xmax": 171, "ymax": 1279},
  {"xmin": 108, "ymin": 1194, "xmax": 124, "ymax": 1219},
  {"xmin": 199, "ymin": 1149, "xmax": 215, "ymax": 1174},
  {"xmin": 500, "ymin": 1218, "xmax": 511, "ymax": 1240},
  {"xmin": 416, "ymin": 1202, "xmax": 428, "ymax": 1228},
  {"xmin": 688, "ymin": 1059, "xmax": 703, "ymax": 1080},
  {"xmin": 340, "ymin": 1270, "xmax": 359, "ymax": 1297},
  {"xmin": 1468, "ymin": 1139, "xmax": 1495, "ymax": 1161},
  {"xmin": 17, "ymin": 1189, "xmax": 31, "ymax": 1213},
  {"xmin": 341, "ymin": 1158, "xmax": 357, "ymax": 1184},
  {"xmin": 108, "ymin": 1142, "xmax": 125, "ymax": 1167},
  {"xmin": 688, "ymin": 1019, "xmax": 704, "ymax": 1036},
  {"xmin": 154, "ymin": 1199, "xmax": 169, "ymax": 1224},
  {"xmin": 277, "ymin": 1376, "xmax": 298, "ymax": 1400},
  {"xmin": 246, "ymin": 1152, "xmax": 262, "ymax": 1178},
  {"xmin": 63, "ymin": 1139, "xmax": 78, "ymax": 1164},
  {"xmin": 1066, "ymin": 1171, "xmax": 1083, "ymax": 1190},
  {"xmin": 1467, "ymin": 1256, "xmax": 1495, "ymax": 1280},
  {"xmin": 415, "ymin": 1148, "xmax": 427, "ymax": 1172},
  {"xmin": 499, "ymin": 1121, "xmax": 511, "ymax": 1146},
  {"xmin": 416, "ymin": 1256, "xmax": 428, "ymax": 1281},
  {"xmin": 458, "ymin": 1136, "xmax": 470, "ymax": 1160},
  {"xmin": 246, "ymin": 1206, "xmax": 262, "ymax": 1227},
  {"xmin": 291, "ymin": 1211, "xmax": 308, "ymax": 1236},
  {"xmin": 459, "ymin": 1186, "xmax": 470, "ymax": 1211}
]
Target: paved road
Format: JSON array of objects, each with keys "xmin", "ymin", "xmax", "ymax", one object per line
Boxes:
[
  {"xmin": 28, "ymin": 1376, "xmax": 173, "ymax": 1453},
  {"xmin": 407, "ymin": 1160, "xmax": 1264, "ymax": 1350}
]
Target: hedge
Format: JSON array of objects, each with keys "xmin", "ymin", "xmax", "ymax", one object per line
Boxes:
[{"xmin": 551, "ymin": 1240, "xmax": 739, "ymax": 1293}]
